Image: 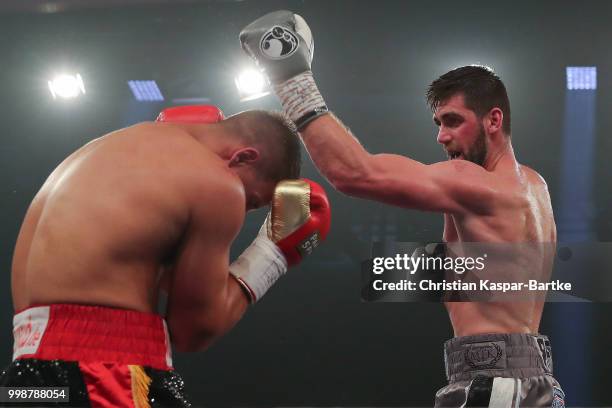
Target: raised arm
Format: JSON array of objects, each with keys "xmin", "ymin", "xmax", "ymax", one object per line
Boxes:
[
  {"xmin": 240, "ymin": 11, "xmax": 497, "ymax": 215},
  {"xmin": 301, "ymin": 114, "xmax": 497, "ymax": 214}
]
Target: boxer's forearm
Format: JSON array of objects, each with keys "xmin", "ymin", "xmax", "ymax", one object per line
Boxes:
[
  {"xmin": 301, "ymin": 114, "xmax": 373, "ymax": 193},
  {"xmin": 197, "ymin": 277, "xmax": 250, "ymax": 349},
  {"xmin": 240, "ymin": 11, "xmax": 370, "ymax": 190},
  {"xmin": 199, "ymin": 277, "xmax": 250, "ymax": 345},
  {"xmin": 221, "ymin": 276, "xmax": 251, "ymax": 330},
  {"xmin": 301, "ymin": 115, "xmax": 446, "ymax": 211},
  {"xmin": 169, "ymin": 277, "xmax": 249, "ymax": 352}
]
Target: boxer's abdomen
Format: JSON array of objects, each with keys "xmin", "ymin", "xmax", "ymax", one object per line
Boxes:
[{"xmin": 446, "ymin": 301, "xmax": 544, "ymax": 336}]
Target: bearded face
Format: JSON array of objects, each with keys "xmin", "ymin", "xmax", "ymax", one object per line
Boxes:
[{"xmin": 433, "ymin": 94, "xmax": 489, "ymax": 167}]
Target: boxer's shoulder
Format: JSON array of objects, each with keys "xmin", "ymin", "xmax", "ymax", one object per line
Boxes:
[
  {"xmin": 431, "ymin": 159, "xmax": 494, "ymax": 184},
  {"xmin": 95, "ymin": 122, "xmax": 245, "ymax": 229},
  {"xmin": 184, "ymin": 165, "xmax": 245, "ymax": 233},
  {"xmin": 520, "ymin": 164, "xmax": 549, "ymax": 188},
  {"xmin": 497, "ymin": 165, "xmax": 550, "ymax": 208},
  {"xmin": 429, "ymin": 160, "xmax": 501, "ymax": 206},
  {"xmin": 121, "ymin": 122, "xmax": 231, "ymax": 179}
]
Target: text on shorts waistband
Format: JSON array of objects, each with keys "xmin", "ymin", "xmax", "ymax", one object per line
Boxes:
[
  {"xmin": 443, "ymin": 333, "xmax": 553, "ymax": 382},
  {"xmin": 13, "ymin": 304, "xmax": 173, "ymax": 370}
]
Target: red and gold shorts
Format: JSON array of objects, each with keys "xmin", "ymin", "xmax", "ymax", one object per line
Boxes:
[{"xmin": 0, "ymin": 304, "xmax": 190, "ymax": 407}]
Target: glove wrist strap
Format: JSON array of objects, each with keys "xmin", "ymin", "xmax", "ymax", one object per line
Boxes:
[
  {"xmin": 274, "ymin": 71, "xmax": 329, "ymax": 129},
  {"xmin": 229, "ymin": 236, "xmax": 288, "ymax": 303}
]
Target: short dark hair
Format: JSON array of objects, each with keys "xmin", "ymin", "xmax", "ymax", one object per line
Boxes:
[
  {"xmin": 226, "ymin": 110, "xmax": 301, "ymax": 181},
  {"xmin": 426, "ymin": 65, "xmax": 511, "ymax": 135}
]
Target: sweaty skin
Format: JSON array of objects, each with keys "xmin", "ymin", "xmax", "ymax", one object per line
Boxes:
[
  {"xmin": 11, "ymin": 121, "xmax": 269, "ymax": 351},
  {"xmin": 299, "ymin": 94, "xmax": 556, "ymax": 336}
]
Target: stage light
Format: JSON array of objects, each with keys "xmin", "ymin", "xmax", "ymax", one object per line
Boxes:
[
  {"xmin": 566, "ymin": 67, "xmax": 597, "ymax": 90},
  {"xmin": 48, "ymin": 73, "xmax": 85, "ymax": 99},
  {"xmin": 128, "ymin": 80, "xmax": 164, "ymax": 101},
  {"xmin": 235, "ymin": 69, "xmax": 269, "ymax": 101}
]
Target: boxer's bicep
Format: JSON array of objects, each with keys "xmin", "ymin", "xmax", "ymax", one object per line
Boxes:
[
  {"xmin": 337, "ymin": 153, "xmax": 458, "ymax": 212},
  {"xmin": 341, "ymin": 154, "xmax": 497, "ymax": 214}
]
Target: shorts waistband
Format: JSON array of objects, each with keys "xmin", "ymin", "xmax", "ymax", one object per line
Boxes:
[
  {"xmin": 444, "ymin": 333, "xmax": 553, "ymax": 382},
  {"xmin": 13, "ymin": 304, "xmax": 172, "ymax": 370}
]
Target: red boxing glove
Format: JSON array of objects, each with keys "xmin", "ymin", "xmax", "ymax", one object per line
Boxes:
[
  {"xmin": 229, "ymin": 179, "xmax": 331, "ymax": 302},
  {"xmin": 156, "ymin": 105, "xmax": 225, "ymax": 123},
  {"xmin": 268, "ymin": 178, "xmax": 331, "ymax": 266}
]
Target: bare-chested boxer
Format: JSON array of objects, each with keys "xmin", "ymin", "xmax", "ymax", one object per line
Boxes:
[
  {"xmin": 240, "ymin": 11, "xmax": 564, "ymax": 407},
  {"xmin": 1, "ymin": 105, "xmax": 331, "ymax": 407}
]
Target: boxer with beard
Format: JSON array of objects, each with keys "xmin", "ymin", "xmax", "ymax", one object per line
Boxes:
[{"xmin": 240, "ymin": 11, "xmax": 564, "ymax": 407}]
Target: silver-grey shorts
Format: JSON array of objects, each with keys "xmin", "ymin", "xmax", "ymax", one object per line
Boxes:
[{"xmin": 435, "ymin": 333, "xmax": 564, "ymax": 407}]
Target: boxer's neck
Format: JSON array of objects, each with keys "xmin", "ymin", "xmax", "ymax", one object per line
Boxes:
[
  {"xmin": 187, "ymin": 122, "xmax": 250, "ymax": 161},
  {"xmin": 483, "ymin": 140, "xmax": 517, "ymax": 173}
]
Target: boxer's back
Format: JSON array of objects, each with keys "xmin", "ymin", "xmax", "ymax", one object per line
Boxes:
[
  {"xmin": 12, "ymin": 122, "xmax": 237, "ymax": 313},
  {"xmin": 445, "ymin": 164, "xmax": 557, "ymax": 336}
]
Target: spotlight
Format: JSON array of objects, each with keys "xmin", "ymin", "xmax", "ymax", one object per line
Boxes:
[
  {"xmin": 48, "ymin": 73, "xmax": 85, "ymax": 99},
  {"xmin": 235, "ymin": 69, "xmax": 269, "ymax": 101}
]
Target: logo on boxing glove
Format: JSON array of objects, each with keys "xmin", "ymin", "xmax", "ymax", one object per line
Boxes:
[
  {"xmin": 260, "ymin": 26, "xmax": 299, "ymax": 59},
  {"xmin": 297, "ymin": 231, "xmax": 321, "ymax": 258}
]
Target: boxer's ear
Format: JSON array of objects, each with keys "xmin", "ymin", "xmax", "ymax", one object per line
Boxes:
[
  {"xmin": 229, "ymin": 147, "xmax": 260, "ymax": 167},
  {"xmin": 485, "ymin": 107, "xmax": 503, "ymax": 134}
]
